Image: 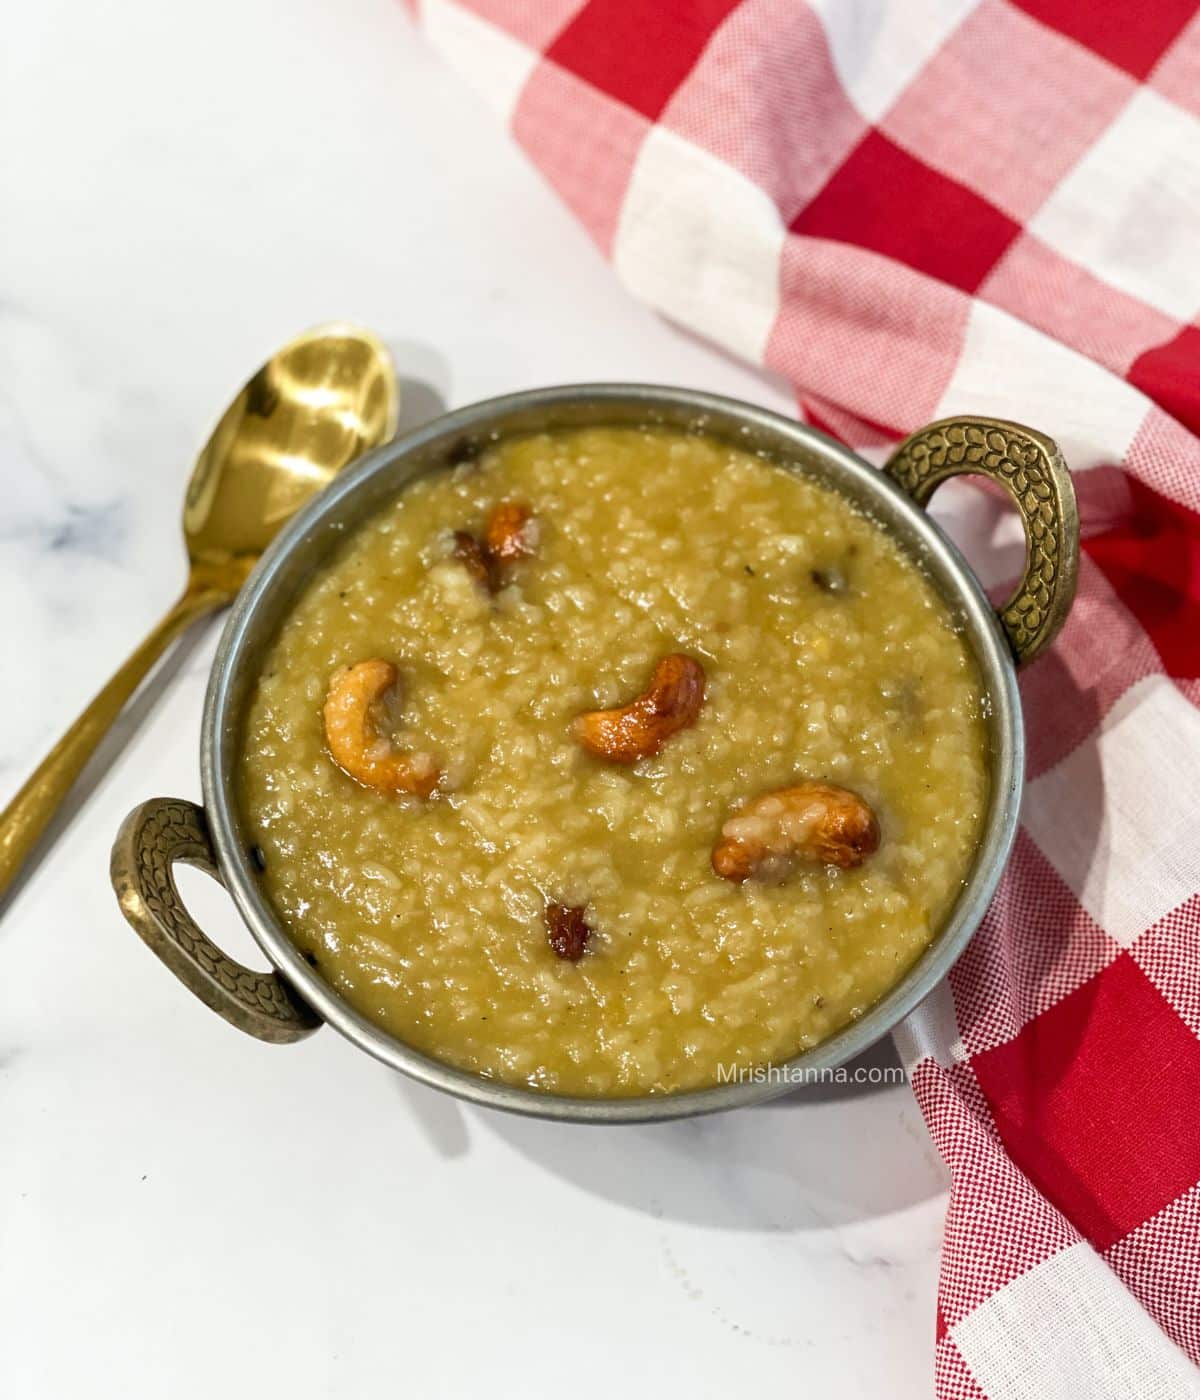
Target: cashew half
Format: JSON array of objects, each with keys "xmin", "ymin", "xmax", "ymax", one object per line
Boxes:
[
  {"xmin": 712, "ymin": 781, "xmax": 879, "ymax": 882},
  {"xmin": 574, "ymin": 654, "xmax": 706, "ymax": 764},
  {"xmin": 322, "ymin": 658, "xmax": 440, "ymax": 798},
  {"xmin": 451, "ymin": 501, "xmax": 539, "ymax": 594},
  {"xmin": 486, "ymin": 500, "xmax": 539, "ymax": 563},
  {"xmin": 452, "ymin": 530, "xmax": 498, "ymax": 593}
]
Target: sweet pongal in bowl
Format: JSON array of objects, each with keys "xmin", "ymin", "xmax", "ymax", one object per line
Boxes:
[
  {"xmin": 114, "ymin": 385, "xmax": 1078, "ymax": 1121},
  {"xmin": 237, "ymin": 425, "xmax": 989, "ymax": 1096}
]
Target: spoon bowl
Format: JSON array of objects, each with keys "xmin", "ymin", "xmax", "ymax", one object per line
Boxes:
[{"xmin": 185, "ymin": 325, "xmax": 397, "ymax": 572}]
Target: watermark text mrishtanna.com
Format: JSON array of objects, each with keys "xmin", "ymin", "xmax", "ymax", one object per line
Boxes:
[{"xmin": 715, "ymin": 1062, "xmax": 907, "ymax": 1087}]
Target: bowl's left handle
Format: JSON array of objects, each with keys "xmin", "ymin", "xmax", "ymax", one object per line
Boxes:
[{"xmin": 111, "ymin": 797, "xmax": 322, "ymax": 1043}]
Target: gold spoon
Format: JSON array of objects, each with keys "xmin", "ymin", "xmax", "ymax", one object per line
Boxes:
[{"xmin": 0, "ymin": 322, "xmax": 398, "ymax": 902}]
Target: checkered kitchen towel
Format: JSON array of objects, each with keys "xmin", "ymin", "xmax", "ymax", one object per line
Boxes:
[{"xmin": 408, "ymin": 2, "xmax": 1200, "ymax": 1393}]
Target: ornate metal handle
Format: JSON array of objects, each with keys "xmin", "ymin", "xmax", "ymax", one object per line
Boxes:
[
  {"xmin": 884, "ymin": 417, "xmax": 1079, "ymax": 666},
  {"xmin": 111, "ymin": 797, "xmax": 321, "ymax": 1043}
]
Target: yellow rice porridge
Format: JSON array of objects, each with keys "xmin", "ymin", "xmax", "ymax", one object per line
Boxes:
[{"xmin": 238, "ymin": 426, "xmax": 989, "ymax": 1096}]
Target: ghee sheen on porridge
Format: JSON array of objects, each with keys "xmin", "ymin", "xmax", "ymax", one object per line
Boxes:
[{"xmin": 239, "ymin": 426, "xmax": 989, "ymax": 1096}]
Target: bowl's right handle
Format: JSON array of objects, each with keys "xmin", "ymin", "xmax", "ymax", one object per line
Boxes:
[
  {"xmin": 884, "ymin": 417, "xmax": 1079, "ymax": 666},
  {"xmin": 111, "ymin": 797, "xmax": 321, "ymax": 1043}
]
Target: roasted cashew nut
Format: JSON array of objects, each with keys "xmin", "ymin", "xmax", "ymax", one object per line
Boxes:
[
  {"xmin": 322, "ymin": 658, "xmax": 440, "ymax": 798},
  {"xmin": 452, "ymin": 501, "xmax": 539, "ymax": 594},
  {"xmin": 486, "ymin": 501, "xmax": 539, "ymax": 563},
  {"xmin": 452, "ymin": 530, "xmax": 498, "ymax": 593},
  {"xmin": 712, "ymin": 781, "xmax": 880, "ymax": 882},
  {"xmin": 574, "ymin": 654, "xmax": 706, "ymax": 764}
]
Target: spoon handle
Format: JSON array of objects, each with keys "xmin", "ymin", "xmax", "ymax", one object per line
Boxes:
[{"xmin": 0, "ymin": 582, "xmax": 232, "ymax": 904}]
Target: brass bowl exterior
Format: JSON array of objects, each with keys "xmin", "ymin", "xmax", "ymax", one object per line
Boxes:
[{"xmin": 112, "ymin": 385, "xmax": 1080, "ymax": 1123}]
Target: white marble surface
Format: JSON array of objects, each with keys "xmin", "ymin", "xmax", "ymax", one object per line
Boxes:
[{"xmin": 0, "ymin": 2, "xmax": 954, "ymax": 1395}]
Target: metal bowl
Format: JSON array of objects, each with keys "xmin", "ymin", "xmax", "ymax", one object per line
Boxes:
[{"xmin": 112, "ymin": 385, "xmax": 1078, "ymax": 1123}]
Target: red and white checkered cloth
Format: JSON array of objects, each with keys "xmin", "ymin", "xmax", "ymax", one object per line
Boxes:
[{"xmin": 408, "ymin": 1, "xmax": 1200, "ymax": 1392}]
